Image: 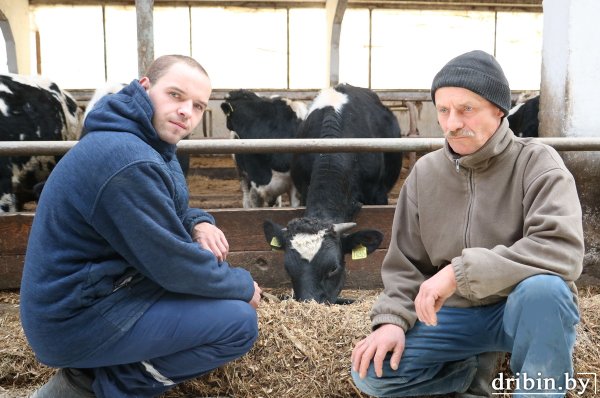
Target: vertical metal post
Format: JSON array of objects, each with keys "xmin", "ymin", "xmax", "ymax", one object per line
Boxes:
[
  {"xmin": 325, "ymin": 0, "xmax": 347, "ymax": 87},
  {"xmin": 136, "ymin": 0, "xmax": 154, "ymax": 78}
]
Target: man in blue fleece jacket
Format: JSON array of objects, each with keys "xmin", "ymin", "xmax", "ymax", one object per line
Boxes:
[{"xmin": 21, "ymin": 54, "xmax": 262, "ymax": 397}]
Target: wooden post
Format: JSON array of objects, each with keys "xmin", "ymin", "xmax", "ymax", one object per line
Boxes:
[{"xmin": 136, "ymin": 0, "xmax": 154, "ymax": 78}]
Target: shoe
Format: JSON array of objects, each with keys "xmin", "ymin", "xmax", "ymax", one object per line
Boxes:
[
  {"xmin": 456, "ymin": 352, "xmax": 503, "ymax": 398},
  {"xmin": 30, "ymin": 368, "xmax": 95, "ymax": 397}
]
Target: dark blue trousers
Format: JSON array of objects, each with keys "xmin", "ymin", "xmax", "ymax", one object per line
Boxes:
[{"xmin": 68, "ymin": 292, "xmax": 258, "ymax": 397}]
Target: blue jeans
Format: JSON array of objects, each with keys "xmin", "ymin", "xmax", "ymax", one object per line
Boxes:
[
  {"xmin": 351, "ymin": 275, "xmax": 580, "ymax": 397},
  {"xmin": 65, "ymin": 292, "xmax": 258, "ymax": 398}
]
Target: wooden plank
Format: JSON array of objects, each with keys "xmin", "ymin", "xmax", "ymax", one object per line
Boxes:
[
  {"xmin": 211, "ymin": 205, "xmax": 395, "ymax": 251},
  {"xmin": 0, "ymin": 213, "xmax": 33, "ymax": 255},
  {"xmin": 227, "ymin": 249, "xmax": 384, "ymax": 290},
  {"xmin": 0, "ymin": 207, "xmax": 394, "ymax": 290},
  {"xmin": 0, "ymin": 250, "xmax": 385, "ymax": 291},
  {"xmin": 0, "ymin": 255, "xmax": 25, "ymax": 290}
]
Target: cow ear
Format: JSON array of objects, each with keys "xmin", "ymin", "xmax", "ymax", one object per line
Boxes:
[
  {"xmin": 263, "ymin": 220, "xmax": 287, "ymax": 251},
  {"xmin": 341, "ymin": 229, "xmax": 383, "ymax": 256},
  {"xmin": 220, "ymin": 101, "xmax": 234, "ymax": 116}
]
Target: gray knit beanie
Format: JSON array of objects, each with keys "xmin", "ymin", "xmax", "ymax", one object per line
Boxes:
[{"xmin": 431, "ymin": 50, "xmax": 511, "ymax": 116}]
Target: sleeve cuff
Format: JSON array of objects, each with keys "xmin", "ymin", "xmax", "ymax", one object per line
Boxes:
[
  {"xmin": 452, "ymin": 256, "xmax": 472, "ymax": 299},
  {"xmin": 372, "ymin": 314, "xmax": 410, "ymax": 333}
]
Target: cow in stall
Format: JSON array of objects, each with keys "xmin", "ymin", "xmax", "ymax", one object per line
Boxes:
[
  {"xmin": 263, "ymin": 84, "xmax": 403, "ymax": 304},
  {"xmin": 0, "ymin": 73, "xmax": 82, "ymax": 212},
  {"xmin": 221, "ymin": 89, "xmax": 307, "ymax": 208},
  {"xmin": 507, "ymin": 94, "xmax": 539, "ymax": 138}
]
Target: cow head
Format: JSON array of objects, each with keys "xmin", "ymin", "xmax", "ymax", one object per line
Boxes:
[{"xmin": 263, "ymin": 218, "xmax": 383, "ymax": 304}]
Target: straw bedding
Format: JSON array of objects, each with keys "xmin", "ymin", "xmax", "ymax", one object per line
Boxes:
[{"xmin": 1, "ymin": 288, "xmax": 599, "ymax": 398}]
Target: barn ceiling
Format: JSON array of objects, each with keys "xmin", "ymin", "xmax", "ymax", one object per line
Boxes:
[{"xmin": 28, "ymin": 0, "xmax": 542, "ymax": 12}]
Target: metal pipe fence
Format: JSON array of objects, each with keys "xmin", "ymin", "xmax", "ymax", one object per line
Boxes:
[{"xmin": 1, "ymin": 137, "xmax": 600, "ymax": 156}]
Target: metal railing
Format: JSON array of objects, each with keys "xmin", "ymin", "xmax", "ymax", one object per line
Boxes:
[{"xmin": 1, "ymin": 137, "xmax": 600, "ymax": 156}]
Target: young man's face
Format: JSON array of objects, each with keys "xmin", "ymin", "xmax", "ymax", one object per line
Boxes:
[
  {"xmin": 435, "ymin": 86, "xmax": 504, "ymax": 156},
  {"xmin": 140, "ymin": 62, "xmax": 212, "ymax": 145}
]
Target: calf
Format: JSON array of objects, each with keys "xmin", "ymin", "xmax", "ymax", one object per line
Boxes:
[
  {"xmin": 508, "ymin": 94, "xmax": 539, "ymax": 138},
  {"xmin": 0, "ymin": 73, "xmax": 82, "ymax": 212},
  {"xmin": 263, "ymin": 84, "xmax": 403, "ymax": 303},
  {"xmin": 221, "ymin": 89, "xmax": 307, "ymax": 207}
]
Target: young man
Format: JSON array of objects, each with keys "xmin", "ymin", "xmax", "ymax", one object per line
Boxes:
[
  {"xmin": 21, "ymin": 55, "xmax": 262, "ymax": 397},
  {"xmin": 351, "ymin": 50, "xmax": 584, "ymax": 397}
]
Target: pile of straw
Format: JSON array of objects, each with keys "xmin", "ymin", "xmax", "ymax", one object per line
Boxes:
[{"xmin": 1, "ymin": 288, "xmax": 599, "ymax": 398}]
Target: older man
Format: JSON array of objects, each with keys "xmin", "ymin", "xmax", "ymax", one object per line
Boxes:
[
  {"xmin": 21, "ymin": 55, "xmax": 262, "ymax": 397},
  {"xmin": 351, "ymin": 50, "xmax": 584, "ymax": 397}
]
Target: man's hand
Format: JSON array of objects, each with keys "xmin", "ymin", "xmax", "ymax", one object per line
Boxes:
[
  {"xmin": 414, "ymin": 264, "xmax": 457, "ymax": 326},
  {"xmin": 249, "ymin": 281, "xmax": 262, "ymax": 309},
  {"xmin": 192, "ymin": 222, "xmax": 229, "ymax": 262},
  {"xmin": 351, "ymin": 324, "xmax": 405, "ymax": 379}
]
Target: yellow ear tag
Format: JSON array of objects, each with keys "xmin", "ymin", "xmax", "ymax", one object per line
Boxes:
[
  {"xmin": 352, "ymin": 244, "xmax": 368, "ymax": 260},
  {"xmin": 270, "ymin": 236, "xmax": 282, "ymax": 250}
]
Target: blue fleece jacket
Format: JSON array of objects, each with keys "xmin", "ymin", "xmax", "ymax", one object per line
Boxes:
[{"xmin": 20, "ymin": 80, "xmax": 255, "ymax": 367}]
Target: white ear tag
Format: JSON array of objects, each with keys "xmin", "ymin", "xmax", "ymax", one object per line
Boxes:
[{"xmin": 352, "ymin": 244, "xmax": 368, "ymax": 260}]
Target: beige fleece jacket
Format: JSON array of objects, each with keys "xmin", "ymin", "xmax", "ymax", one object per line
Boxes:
[{"xmin": 371, "ymin": 119, "xmax": 584, "ymax": 332}]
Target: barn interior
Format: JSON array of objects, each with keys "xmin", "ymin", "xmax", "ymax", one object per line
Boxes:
[{"xmin": 1, "ymin": 1, "xmax": 600, "ymax": 397}]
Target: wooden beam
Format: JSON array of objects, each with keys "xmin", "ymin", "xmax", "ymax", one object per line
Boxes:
[
  {"xmin": 28, "ymin": 0, "xmax": 542, "ymax": 12},
  {"xmin": 136, "ymin": 0, "xmax": 154, "ymax": 78},
  {"xmin": 0, "ymin": 206, "xmax": 394, "ymax": 290}
]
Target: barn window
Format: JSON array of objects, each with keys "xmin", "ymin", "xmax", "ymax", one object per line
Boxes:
[
  {"xmin": 339, "ymin": 9, "xmax": 370, "ymax": 88},
  {"xmin": 495, "ymin": 12, "xmax": 543, "ymax": 90},
  {"xmin": 191, "ymin": 7, "xmax": 288, "ymax": 89},
  {"xmin": 289, "ymin": 8, "xmax": 328, "ymax": 89},
  {"xmin": 30, "ymin": 4, "xmax": 542, "ymax": 92},
  {"xmin": 32, "ymin": 5, "xmax": 105, "ymax": 88}
]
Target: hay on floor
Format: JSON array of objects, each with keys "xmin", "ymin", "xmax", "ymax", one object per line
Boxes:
[{"xmin": 1, "ymin": 288, "xmax": 599, "ymax": 398}]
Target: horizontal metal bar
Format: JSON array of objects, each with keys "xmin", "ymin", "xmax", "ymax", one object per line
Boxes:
[{"xmin": 1, "ymin": 137, "xmax": 600, "ymax": 156}]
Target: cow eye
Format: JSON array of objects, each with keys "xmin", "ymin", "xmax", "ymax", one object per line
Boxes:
[{"xmin": 327, "ymin": 265, "xmax": 343, "ymax": 278}]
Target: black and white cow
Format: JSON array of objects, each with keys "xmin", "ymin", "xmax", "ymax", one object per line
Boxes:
[
  {"xmin": 508, "ymin": 94, "xmax": 539, "ymax": 138},
  {"xmin": 0, "ymin": 73, "xmax": 82, "ymax": 212},
  {"xmin": 263, "ymin": 84, "xmax": 403, "ymax": 303},
  {"xmin": 221, "ymin": 89, "xmax": 307, "ymax": 207}
]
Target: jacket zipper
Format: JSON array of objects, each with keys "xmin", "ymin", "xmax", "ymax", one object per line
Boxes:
[
  {"xmin": 112, "ymin": 275, "xmax": 134, "ymax": 292},
  {"xmin": 455, "ymin": 159, "xmax": 460, "ymax": 172},
  {"xmin": 464, "ymin": 169, "xmax": 474, "ymax": 247}
]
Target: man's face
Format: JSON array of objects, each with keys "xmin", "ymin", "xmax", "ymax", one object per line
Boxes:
[
  {"xmin": 435, "ymin": 87, "xmax": 504, "ymax": 156},
  {"xmin": 140, "ymin": 62, "xmax": 212, "ymax": 145}
]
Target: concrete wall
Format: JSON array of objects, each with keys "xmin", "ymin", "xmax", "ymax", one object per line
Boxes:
[
  {"xmin": 540, "ymin": 0, "xmax": 600, "ymax": 285},
  {"xmin": 0, "ymin": 0, "xmax": 31, "ymax": 74}
]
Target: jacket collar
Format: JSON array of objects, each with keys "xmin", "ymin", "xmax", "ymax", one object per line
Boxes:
[{"xmin": 444, "ymin": 118, "xmax": 513, "ymax": 172}]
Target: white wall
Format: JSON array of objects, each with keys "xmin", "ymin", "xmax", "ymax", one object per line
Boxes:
[{"xmin": 0, "ymin": 0, "xmax": 30, "ymax": 74}]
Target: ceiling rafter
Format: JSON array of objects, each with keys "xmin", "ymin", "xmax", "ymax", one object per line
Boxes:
[{"xmin": 28, "ymin": 0, "xmax": 542, "ymax": 12}]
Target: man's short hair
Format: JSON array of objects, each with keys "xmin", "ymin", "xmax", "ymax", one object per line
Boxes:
[{"xmin": 144, "ymin": 55, "xmax": 209, "ymax": 84}]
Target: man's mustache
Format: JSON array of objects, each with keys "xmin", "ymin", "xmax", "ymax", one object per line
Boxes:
[{"xmin": 446, "ymin": 129, "xmax": 476, "ymax": 138}]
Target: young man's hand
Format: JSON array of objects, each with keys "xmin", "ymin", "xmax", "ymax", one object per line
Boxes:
[
  {"xmin": 249, "ymin": 281, "xmax": 262, "ymax": 309},
  {"xmin": 192, "ymin": 222, "xmax": 229, "ymax": 262}
]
